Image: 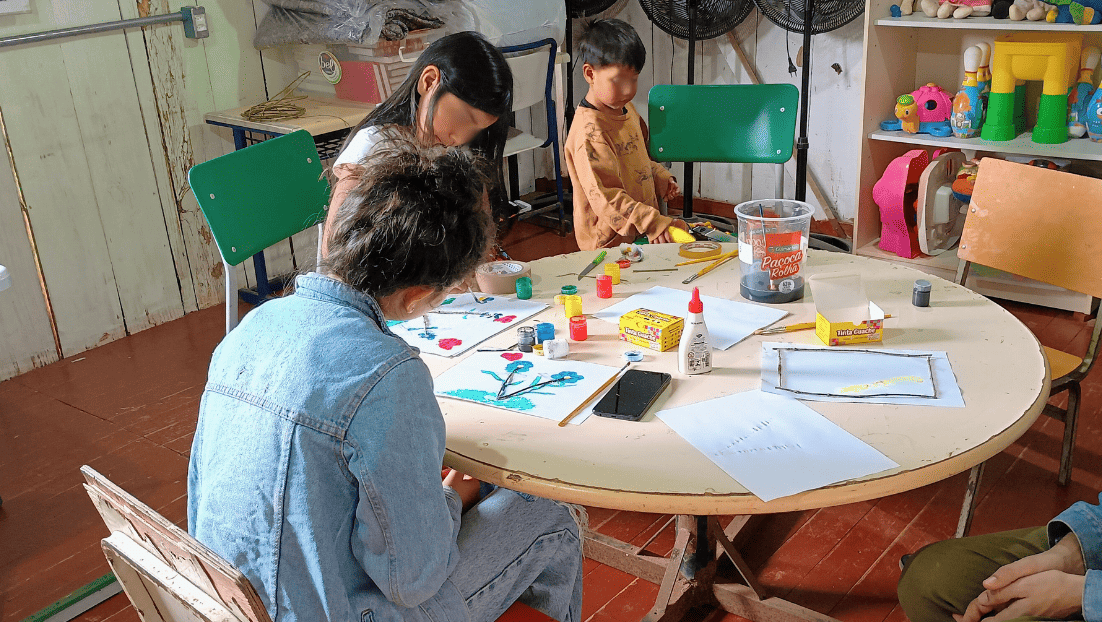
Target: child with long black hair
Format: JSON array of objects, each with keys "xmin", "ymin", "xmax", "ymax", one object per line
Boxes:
[
  {"xmin": 322, "ymin": 31, "xmax": 514, "ymax": 256},
  {"xmin": 189, "ymin": 139, "xmax": 584, "ymax": 622}
]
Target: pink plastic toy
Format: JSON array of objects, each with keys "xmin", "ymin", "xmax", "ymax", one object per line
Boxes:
[
  {"xmin": 874, "ymin": 149, "xmax": 931, "ymax": 259},
  {"xmin": 912, "ymin": 83, "xmax": 955, "ymax": 122}
]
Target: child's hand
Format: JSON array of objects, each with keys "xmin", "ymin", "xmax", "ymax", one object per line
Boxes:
[
  {"xmin": 664, "ymin": 179, "xmax": 681, "ymax": 202},
  {"xmin": 654, "ymin": 219, "xmax": 690, "ymax": 244},
  {"xmin": 442, "ymin": 469, "xmax": 482, "ymax": 512}
]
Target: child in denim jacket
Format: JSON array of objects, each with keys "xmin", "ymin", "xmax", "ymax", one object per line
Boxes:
[
  {"xmin": 188, "ymin": 137, "xmax": 583, "ymax": 622},
  {"xmin": 899, "ymin": 492, "xmax": 1102, "ymax": 622}
]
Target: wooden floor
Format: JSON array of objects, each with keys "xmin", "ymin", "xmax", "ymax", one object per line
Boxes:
[{"xmin": 2, "ymin": 220, "xmax": 1100, "ymax": 622}]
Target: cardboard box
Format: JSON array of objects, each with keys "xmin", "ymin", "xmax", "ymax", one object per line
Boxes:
[
  {"xmin": 619, "ymin": 308, "xmax": 684, "ymax": 352},
  {"xmin": 808, "ymin": 274, "xmax": 885, "ymax": 346}
]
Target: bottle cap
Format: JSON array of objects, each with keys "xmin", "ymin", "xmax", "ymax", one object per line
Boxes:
[
  {"xmin": 914, "ymin": 279, "xmax": 932, "ymax": 293},
  {"xmin": 560, "ymin": 285, "xmax": 578, "ymax": 296},
  {"xmin": 688, "ymin": 287, "xmax": 703, "ymax": 313}
]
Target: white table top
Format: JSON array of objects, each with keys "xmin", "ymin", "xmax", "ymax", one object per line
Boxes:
[
  {"xmin": 204, "ymin": 96, "xmax": 374, "ymax": 136},
  {"xmin": 427, "ymin": 245, "xmax": 1050, "ymax": 516}
]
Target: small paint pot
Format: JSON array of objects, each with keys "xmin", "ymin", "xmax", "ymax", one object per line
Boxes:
[
  {"xmin": 616, "ymin": 258, "xmax": 632, "ymax": 269},
  {"xmin": 569, "ymin": 315, "xmax": 588, "ymax": 341},
  {"xmin": 560, "ymin": 284, "xmax": 578, "ymax": 296},
  {"xmin": 564, "ymin": 295, "xmax": 583, "ymax": 319},
  {"xmin": 533, "ymin": 343, "xmax": 544, "ymax": 356},
  {"xmin": 913, "ymin": 279, "xmax": 932, "ymax": 307},
  {"xmin": 596, "ymin": 275, "xmax": 613, "ymax": 299},
  {"xmin": 515, "ymin": 276, "xmax": 532, "ymax": 300},
  {"xmin": 623, "ymin": 350, "xmax": 644, "ymax": 362},
  {"xmin": 604, "ymin": 262, "xmax": 621, "ymax": 285},
  {"xmin": 545, "ymin": 338, "xmax": 570, "ymax": 360},
  {"xmin": 517, "ymin": 326, "xmax": 536, "ymax": 352},
  {"xmin": 535, "ymin": 322, "xmax": 555, "ymax": 343}
]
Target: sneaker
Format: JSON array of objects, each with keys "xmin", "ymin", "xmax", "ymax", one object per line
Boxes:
[{"xmin": 899, "ymin": 553, "xmax": 914, "ymax": 572}]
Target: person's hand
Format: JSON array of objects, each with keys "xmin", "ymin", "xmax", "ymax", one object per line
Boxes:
[
  {"xmin": 953, "ymin": 534, "xmax": 1086, "ymax": 622},
  {"xmin": 653, "ymin": 219, "xmax": 690, "ymax": 244},
  {"xmin": 952, "ymin": 570, "xmax": 1084, "ymax": 622},
  {"xmin": 442, "ymin": 469, "xmax": 482, "ymax": 512},
  {"xmin": 664, "ymin": 179, "xmax": 682, "ymax": 202}
]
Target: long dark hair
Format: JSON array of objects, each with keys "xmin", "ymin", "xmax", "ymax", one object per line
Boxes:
[
  {"xmin": 340, "ymin": 31, "xmax": 515, "ymax": 234},
  {"xmin": 321, "ymin": 133, "xmax": 493, "ymax": 301}
]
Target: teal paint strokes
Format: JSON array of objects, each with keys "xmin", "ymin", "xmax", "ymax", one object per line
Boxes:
[{"xmin": 444, "ymin": 389, "xmax": 536, "ymax": 411}]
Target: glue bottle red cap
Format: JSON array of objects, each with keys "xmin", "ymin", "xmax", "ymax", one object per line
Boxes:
[{"xmin": 688, "ymin": 287, "xmax": 703, "ymax": 313}]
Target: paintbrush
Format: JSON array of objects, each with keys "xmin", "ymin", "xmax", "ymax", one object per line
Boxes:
[{"xmin": 557, "ymin": 362, "xmax": 630, "ymax": 427}]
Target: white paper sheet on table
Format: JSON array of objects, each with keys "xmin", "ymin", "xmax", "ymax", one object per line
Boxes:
[
  {"xmin": 592, "ymin": 286, "xmax": 787, "ymax": 350},
  {"xmin": 389, "ymin": 293, "xmax": 547, "ymax": 357},
  {"xmin": 760, "ymin": 342, "xmax": 965, "ymax": 407},
  {"xmin": 434, "ymin": 352, "xmax": 622, "ymax": 424},
  {"xmin": 657, "ymin": 390, "xmax": 899, "ymax": 502}
]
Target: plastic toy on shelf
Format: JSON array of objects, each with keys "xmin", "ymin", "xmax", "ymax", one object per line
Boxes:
[
  {"xmin": 921, "ymin": 0, "xmax": 993, "ymax": 18},
  {"xmin": 873, "ymin": 149, "xmax": 930, "ymax": 259},
  {"xmin": 951, "ymin": 158, "xmax": 980, "ymax": 203},
  {"xmin": 1086, "ymin": 82, "xmax": 1102, "ymax": 141},
  {"xmin": 1068, "ymin": 47, "xmax": 1100, "ymax": 138},
  {"xmin": 952, "ymin": 46, "xmax": 986, "ymax": 138},
  {"xmin": 881, "ymin": 84, "xmax": 954, "ymax": 136},
  {"xmin": 982, "ymin": 32, "xmax": 1083, "ymax": 144},
  {"xmin": 1045, "ymin": 0, "xmax": 1102, "ymax": 24},
  {"xmin": 918, "ymin": 150, "xmax": 967, "ymax": 255}
]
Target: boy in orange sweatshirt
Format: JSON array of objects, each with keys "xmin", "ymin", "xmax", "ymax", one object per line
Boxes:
[{"xmin": 564, "ymin": 19, "xmax": 687, "ymax": 250}]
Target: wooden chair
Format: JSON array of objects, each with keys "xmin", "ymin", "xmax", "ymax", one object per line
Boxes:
[
  {"xmin": 81, "ymin": 466, "xmax": 553, "ymax": 622},
  {"xmin": 188, "ymin": 130, "xmax": 330, "ymax": 334},
  {"xmin": 953, "ymin": 158, "xmax": 1102, "ymax": 537}
]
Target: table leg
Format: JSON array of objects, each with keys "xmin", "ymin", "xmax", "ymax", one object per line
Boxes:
[{"xmin": 583, "ymin": 514, "xmax": 840, "ymax": 622}]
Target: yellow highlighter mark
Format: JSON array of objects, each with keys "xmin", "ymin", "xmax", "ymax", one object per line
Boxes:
[{"xmin": 839, "ymin": 376, "xmax": 925, "ymax": 394}]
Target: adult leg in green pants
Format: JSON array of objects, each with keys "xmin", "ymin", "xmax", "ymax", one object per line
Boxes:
[{"xmin": 897, "ymin": 527, "xmax": 1082, "ymax": 622}]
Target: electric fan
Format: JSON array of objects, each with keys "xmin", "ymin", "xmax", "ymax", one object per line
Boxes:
[
  {"xmin": 565, "ymin": 0, "xmax": 629, "ymax": 126},
  {"xmin": 637, "ymin": 0, "xmax": 755, "ymax": 218},
  {"xmin": 753, "ymin": 0, "xmax": 863, "ymax": 201}
]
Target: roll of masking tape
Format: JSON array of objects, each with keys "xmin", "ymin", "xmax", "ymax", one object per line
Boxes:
[
  {"xmin": 678, "ymin": 241, "xmax": 721, "ymax": 260},
  {"xmin": 475, "ymin": 261, "xmax": 531, "ymax": 294}
]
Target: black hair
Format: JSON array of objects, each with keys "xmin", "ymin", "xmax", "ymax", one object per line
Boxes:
[
  {"xmin": 320, "ymin": 133, "xmax": 493, "ymax": 301},
  {"xmin": 338, "ymin": 31, "xmax": 516, "ymax": 235},
  {"xmin": 576, "ymin": 18, "xmax": 646, "ymax": 73}
]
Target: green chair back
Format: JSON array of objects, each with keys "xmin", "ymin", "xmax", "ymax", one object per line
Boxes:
[
  {"xmin": 648, "ymin": 84, "xmax": 799, "ymax": 164},
  {"xmin": 188, "ymin": 130, "xmax": 329, "ymax": 267}
]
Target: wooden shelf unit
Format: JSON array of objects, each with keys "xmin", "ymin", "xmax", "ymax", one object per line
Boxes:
[{"xmin": 854, "ymin": 2, "xmax": 1102, "ymax": 292}]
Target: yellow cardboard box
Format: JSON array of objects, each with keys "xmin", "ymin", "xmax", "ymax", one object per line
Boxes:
[
  {"xmin": 808, "ymin": 273, "xmax": 885, "ymax": 346},
  {"xmin": 619, "ymin": 308, "xmax": 684, "ymax": 352}
]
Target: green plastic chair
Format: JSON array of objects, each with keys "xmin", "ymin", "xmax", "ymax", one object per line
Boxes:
[
  {"xmin": 648, "ymin": 84, "xmax": 800, "ymax": 211},
  {"xmin": 188, "ymin": 130, "xmax": 329, "ymax": 333}
]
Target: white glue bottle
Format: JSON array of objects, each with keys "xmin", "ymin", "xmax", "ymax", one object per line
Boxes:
[{"xmin": 678, "ymin": 287, "xmax": 712, "ymax": 375}]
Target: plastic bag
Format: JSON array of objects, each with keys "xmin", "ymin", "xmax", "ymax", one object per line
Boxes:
[
  {"xmin": 449, "ymin": 0, "xmax": 565, "ymax": 47},
  {"xmin": 254, "ymin": 0, "xmax": 458, "ymax": 48}
]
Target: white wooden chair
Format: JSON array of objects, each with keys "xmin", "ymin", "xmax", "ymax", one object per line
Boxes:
[
  {"xmin": 81, "ymin": 466, "xmax": 553, "ymax": 622},
  {"xmin": 500, "ymin": 39, "xmax": 568, "ymax": 235},
  {"xmin": 81, "ymin": 466, "xmax": 271, "ymax": 622}
]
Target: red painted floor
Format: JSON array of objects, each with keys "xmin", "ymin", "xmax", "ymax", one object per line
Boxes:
[{"xmin": 1, "ymin": 220, "xmax": 1099, "ymax": 622}]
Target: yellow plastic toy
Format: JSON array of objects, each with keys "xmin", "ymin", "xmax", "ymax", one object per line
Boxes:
[
  {"xmin": 669, "ymin": 226, "xmax": 696, "ymax": 243},
  {"xmin": 895, "ymin": 94, "xmax": 922, "ymax": 133},
  {"xmin": 981, "ymin": 32, "xmax": 1083, "ymax": 144}
]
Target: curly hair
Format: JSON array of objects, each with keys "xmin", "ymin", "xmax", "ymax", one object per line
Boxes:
[{"xmin": 320, "ymin": 133, "xmax": 493, "ymax": 300}]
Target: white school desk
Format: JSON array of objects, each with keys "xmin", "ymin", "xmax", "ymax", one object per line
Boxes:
[{"xmin": 421, "ymin": 244, "xmax": 1050, "ymax": 622}]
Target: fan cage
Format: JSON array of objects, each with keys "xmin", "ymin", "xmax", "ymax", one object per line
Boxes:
[
  {"xmin": 753, "ymin": 0, "xmax": 864, "ymax": 34},
  {"xmin": 638, "ymin": 0, "xmax": 755, "ymax": 40},
  {"xmin": 567, "ymin": 0, "xmax": 621, "ymax": 18}
]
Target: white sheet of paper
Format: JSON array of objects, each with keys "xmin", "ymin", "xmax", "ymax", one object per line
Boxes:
[
  {"xmin": 434, "ymin": 352, "xmax": 623, "ymax": 423},
  {"xmin": 592, "ymin": 286, "xmax": 787, "ymax": 350},
  {"xmin": 760, "ymin": 342, "xmax": 965, "ymax": 407},
  {"xmin": 390, "ymin": 293, "xmax": 547, "ymax": 357},
  {"xmin": 657, "ymin": 390, "xmax": 899, "ymax": 502}
]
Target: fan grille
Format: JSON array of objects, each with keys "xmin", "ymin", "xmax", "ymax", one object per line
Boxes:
[
  {"xmin": 567, "ymin": 0, "xmax": 621, "ymax": 18},
  {"xmin": 638, "ymin": 0, "xmax": 755, "ymax": 41},
  {"xmin": 753, "ymin": 0, "xmax": 864, "ymax": 34}
]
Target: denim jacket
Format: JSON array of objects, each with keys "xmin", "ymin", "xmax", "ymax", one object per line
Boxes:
[
  {"xmin": 188, "ymin": 274, "xmax": 468, "ymax": 622},
  {"xmin": 1049, "ymin": 492, "xmax": 1102, "ymax": 622}
]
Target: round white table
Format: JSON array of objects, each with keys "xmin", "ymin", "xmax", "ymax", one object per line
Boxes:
[{"xmin": 422, "ymin": 244, "xmax": 1050, "ymax": 622}]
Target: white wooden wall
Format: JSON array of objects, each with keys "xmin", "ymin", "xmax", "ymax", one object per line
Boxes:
[{"xmin": 0, "ymin": 0, "xmax": 865, "ymax": 382}]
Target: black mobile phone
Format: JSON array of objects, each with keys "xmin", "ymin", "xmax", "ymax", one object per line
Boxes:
[{"xmin": 593, "ymin": 369, "xmax": 672, "ymax": 422}]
